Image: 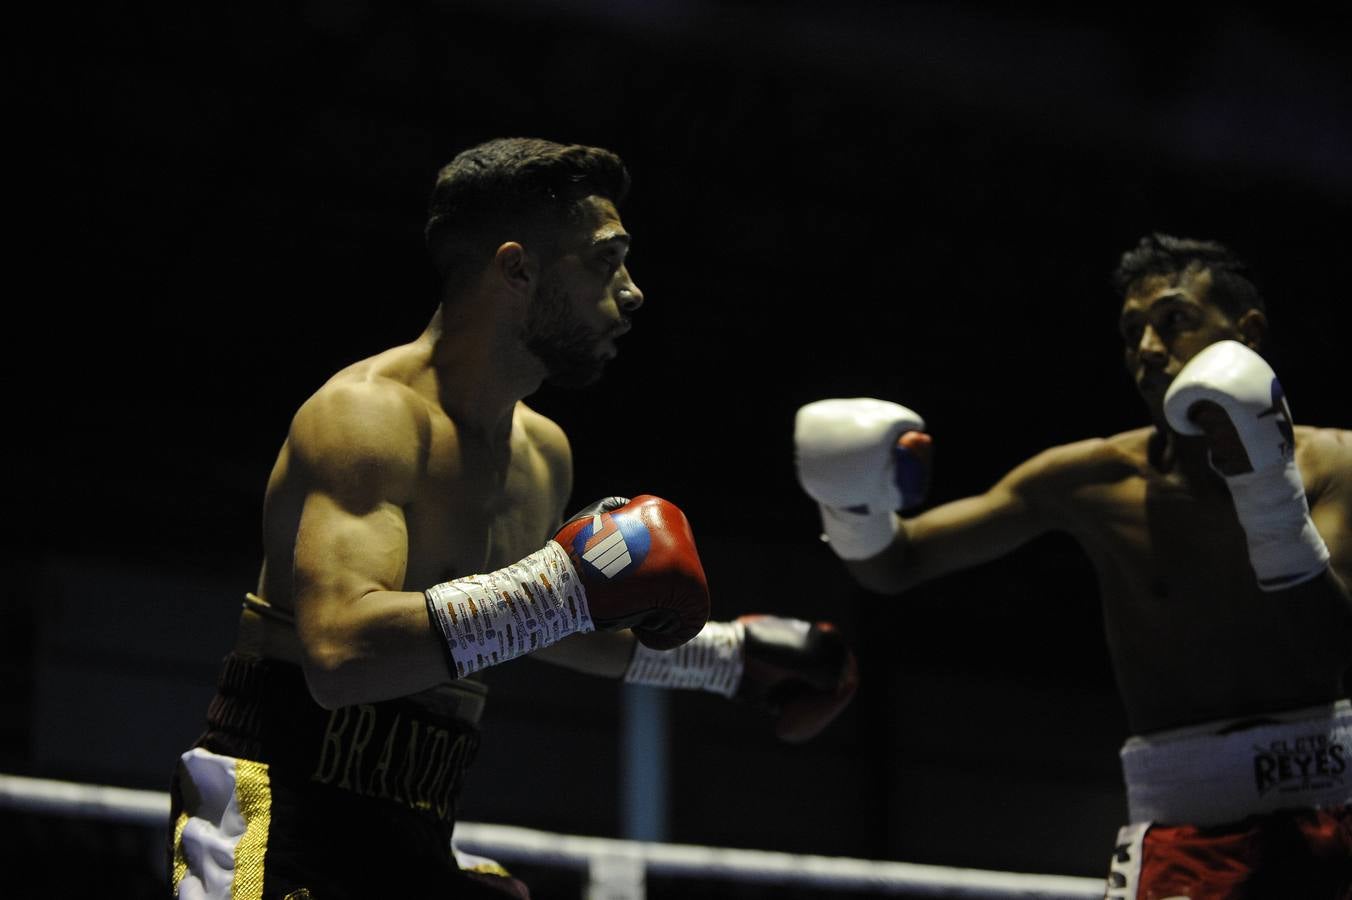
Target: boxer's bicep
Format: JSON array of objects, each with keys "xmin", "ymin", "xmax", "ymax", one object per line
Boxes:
[
  {"xmin": 293, "ymin": 491, "xmax": 411, "ymax": 614},
  {"xmin": 292, "ymin": 489, "xmax": 457, "ymax": 705},
  {"xmin": 286, "ymin": 382, "xmax": 426, "ymax": 662}
]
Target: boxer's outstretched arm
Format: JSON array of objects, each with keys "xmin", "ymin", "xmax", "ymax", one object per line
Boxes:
[
  {"xmin": 794, "ymin": 397, "xmax": 1080, "ymax": 593},
  {"xmin": 529, "ymin": 501, "xmax": 863, "ymax": 742},
  {"xmin": 535, "ymin": 618, "xmax": 862, "ymax": 744},
  {"xmin": 846, "ymin": 445, "xmax": 1080, "ymax": 595}
]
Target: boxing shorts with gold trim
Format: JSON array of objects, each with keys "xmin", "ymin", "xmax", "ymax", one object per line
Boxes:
[{"xmin": 168, "ymin": 653, "xmax": 527, "ymax": 899}]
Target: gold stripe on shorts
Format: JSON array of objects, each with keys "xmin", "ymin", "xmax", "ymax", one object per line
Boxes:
[
  {"xmin": 172, "ymin": 809, "xmax": 190, "ymax": 892},
  {"xmin": 232, "ymin": 759, "xmax": 273, "ymax": 900}
]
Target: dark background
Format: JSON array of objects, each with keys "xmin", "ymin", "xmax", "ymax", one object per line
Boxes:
[{"xmin": 6, "ymin": 0, "xmax": 1351, "ymax": 895}]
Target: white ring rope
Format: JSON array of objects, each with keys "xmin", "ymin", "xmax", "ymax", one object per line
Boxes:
[
  {"xmin": 453, "ymin": 821, "xmax": 1105, "ymax": 898},
  {"xmin": 0, "ymin": 772, "xmax": 171, "ymax": 826},
  {"xmin": 0, "ymin": 773, "xmax": 1104, "ymax": 898}
]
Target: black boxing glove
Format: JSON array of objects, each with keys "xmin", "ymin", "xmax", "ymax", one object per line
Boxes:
[
  {"xmin": 738, "ymin": 615, "xmax": 860, "ymax": 742},
  {"xmin": 623, "ymin": 614, "xmax": 859, "ymax": 742}
]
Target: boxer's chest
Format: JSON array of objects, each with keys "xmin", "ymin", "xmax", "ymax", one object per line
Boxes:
[
  {"xmin": 402, "ymin": 430, "xmax": 559, "ymax": 587},
  {"xmin": 1067, "ymin": 471, "xmax": 1277, "ymax": 618},
  {"xmin": 1081, "ymin": 473, "xmax": 1247, "ymax": 561}
]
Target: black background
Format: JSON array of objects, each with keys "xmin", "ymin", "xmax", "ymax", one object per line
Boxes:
[{"xmin": 7, "ymin": 1, "xmax": 1351, "ymax": 894}]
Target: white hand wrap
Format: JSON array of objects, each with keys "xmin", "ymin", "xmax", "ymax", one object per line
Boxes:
[
  {"xmin": 1224, "ymin": 468, "xmax": 1331, "ymax": 590},
  {"xmin": 426, "ymin": 541, "xmax": 593, "ymax": 678},
  {"xmin": 623, "ymin": 619, "xmax": 745, "ymax": 697},
  {"xmin": 1164, "ymin": 340, "xmax": 1330, "ymax": 590},
  {"xmin": 795, "ymin": 398, "xmax": 925, "ymax": 560},
  {"xmin": 815, "ymin": 505, "xmax": 899, "ymax": 562}
]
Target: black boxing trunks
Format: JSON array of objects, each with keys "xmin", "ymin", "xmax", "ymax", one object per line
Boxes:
[
  {"xmin": 1105, "ymin": 700, "xmax": 1352, "ymax": 899},
  {"xmin": 168, "ymin": 652, "xmax": 526, "ymax": 899}
]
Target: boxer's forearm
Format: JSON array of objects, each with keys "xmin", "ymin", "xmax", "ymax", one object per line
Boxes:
[
  {"xmin": 529, "ymin": 629, "xmax": 638, "ymax": 677},
  {"xmin": 842, "ymin": 518, "xmax": 913, "ymax": 594},
  {"xmin": 297, "ymin": 588, "xmax": 460, "ymax": 709},
  {"xmin": 844, "ymin": 481, "xmax": 1055, "ymax": 595}
]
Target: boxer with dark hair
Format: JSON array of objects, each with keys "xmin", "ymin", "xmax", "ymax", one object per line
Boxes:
[
  {"xmin": 796, "ymin": 233, "xmax": 1352, "ymax": 898},
  {"xmin": 168, "ymin": 138, "xmax": 857, "ymax": 899}
]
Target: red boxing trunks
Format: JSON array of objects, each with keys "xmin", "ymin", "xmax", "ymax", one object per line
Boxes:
[
  {"xmin": 1107, "ymin": 810, "xmax": 1352, "ymax": 899},
  {"xmin": 1106, "ymin": 700, "xmax": 1352, "ymax": 899}
]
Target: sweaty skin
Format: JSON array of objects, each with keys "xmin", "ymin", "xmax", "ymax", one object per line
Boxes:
[
  {"xmin": 236, "ymin": 195, "xmax": 645, "ymax": 710},
  {"xmin": 846, "ymin": 269, "xmax": 1352, "ymax": 735}
]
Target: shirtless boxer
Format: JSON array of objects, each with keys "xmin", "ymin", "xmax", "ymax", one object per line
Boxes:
[
  {"xmin": 169, "ymin": 138, "xmax": 857, "ymax": 899},
  {"xmin": 795, "ymin": 233, "xmax": 1352, "ymax": 898}
]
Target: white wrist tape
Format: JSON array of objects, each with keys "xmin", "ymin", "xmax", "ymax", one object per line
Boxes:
[
  {"xmin": 624, "ymin": 619, "xmax": 745, "ymax": 697},
  {"xmin": 1226, "ymin": 464, "xmax": 1331, "ymax": 591},
  {"xmin": 818, "ymin": 504, "xmax": 898, "ymax": 561},
  {"xmin": 425, "ymin": 541, "xmax": 593, "ymax": 678}
]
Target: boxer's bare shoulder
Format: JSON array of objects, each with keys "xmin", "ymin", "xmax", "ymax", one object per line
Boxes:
[
  {"xmin": 1100, "ymin": 426, "xmax": 1156, "ymax": 463},
  {"xmin": 289, "ymin": 377, "xmax": 428, "ymax": 496},
  {"xmin": 995, "ymin": 430, "xmax": 1152, "ymax": 510},
  {"xmin": 283, "ymin": 336, "xmax": 510, "ymax": 498},
  {"xmin": 515, "ymin": 403, "xmax": 570, "ymax": 470},
  {"xmin": 251, "ymin": 347, "xmax": 437, "ymax": 621},
  {"xmin": 1297, "ymin": 426, "xmax": 1352, "ymax": 491}
]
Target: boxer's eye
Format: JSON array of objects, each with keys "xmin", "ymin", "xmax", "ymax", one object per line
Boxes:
[
  {"xmin": 1150, "ymin": 307, "xmax": 1192, "ymax": 336},
  {"xmin": 1164, "ymin": 310, "xmax": 1193, "ymax": 331}
]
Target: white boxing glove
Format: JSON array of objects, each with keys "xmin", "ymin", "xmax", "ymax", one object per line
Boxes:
[
  {"xmin": 1163, "ymin": 340, "xmax": 1330, "ymax": 590},
  {"xmin": 794, "ymin": 398, "xmax": 928, "ymax": 560}
]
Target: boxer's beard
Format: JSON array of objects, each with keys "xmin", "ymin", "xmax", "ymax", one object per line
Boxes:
[{"xmin": 523, "ymin": 279, "xmax": 609, "ymax": 388}]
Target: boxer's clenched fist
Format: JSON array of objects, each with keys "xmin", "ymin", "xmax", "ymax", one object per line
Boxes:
[
  {"xmin": 553, "ymin": 495, "xmax": 711, "ymax": 649},
  {"xmin": 1164, "ymin": 340, "xmax": 1329, "ymax": 590},
  {"xmin": 623, "ymin": 614, "xmax": 859, "ymax": 742},
  {"xmin": 426, "ymin": 495, "xmax": 711, "ymax": 676},
  {"xmin": 794, "ymin": 398, "xmax": 931, "ymax": 559},
  {"xmin": 736, "ymin": 615, "xmax": 859, "ymax": 743}
]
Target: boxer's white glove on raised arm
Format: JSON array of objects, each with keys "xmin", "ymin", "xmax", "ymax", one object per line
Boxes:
[
  {"xmin": 1164, "ymin": 340, "xmax": 1330, "ymax": 590},
  {"xmin": 794, "ymin": 398, "xmax": 928, "ymax": 560}
]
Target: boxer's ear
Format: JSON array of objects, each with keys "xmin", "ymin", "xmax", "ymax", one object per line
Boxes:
[
  {"xmin": 1236, "ymin": 309, "xmax": 1267, "ymax": 353},
  {"xmin": 494, "ymin": 241, "xmax": 536, "ymax": 296}
]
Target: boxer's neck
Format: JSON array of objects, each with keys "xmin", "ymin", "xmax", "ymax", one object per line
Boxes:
[
  {"xmin": 1153, "ymin": 426, "xmax": 1226, "ymax": 490},
  {"xmin": 421, "ymin": 303, "xmax": 542, "ymax": 439}
]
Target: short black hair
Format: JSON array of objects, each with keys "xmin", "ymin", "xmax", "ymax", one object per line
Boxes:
[
  {"xmin": 1112, "ymin": 233, "xmax": 1265, "ymax": 319},
  {"xmin": 425, "ymin": 138, "xmax": 630, "ymax": 295}
]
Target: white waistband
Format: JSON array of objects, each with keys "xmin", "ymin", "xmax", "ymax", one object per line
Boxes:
[{"xmin": 1120, "ymin": 700, "xmax": 1352, "ymax": 826}]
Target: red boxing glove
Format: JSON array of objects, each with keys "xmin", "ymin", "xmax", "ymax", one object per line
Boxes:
[
  {"xmin": 738, "ymin": 615, "xmax": 859, "ymax": 743},
  {"xmin": 553, "ymin": 495, "xmax": 710, "ymax": 650}
]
